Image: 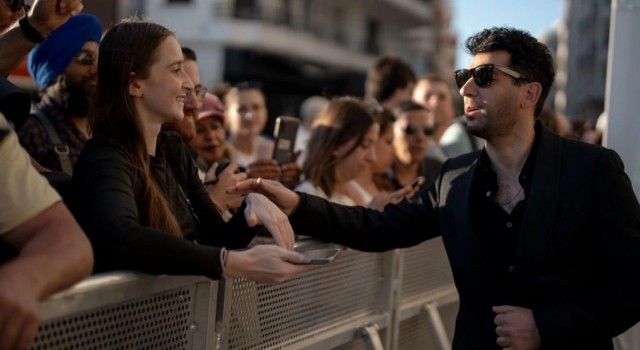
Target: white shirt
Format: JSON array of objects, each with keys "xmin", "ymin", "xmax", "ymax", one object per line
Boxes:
[
  {"xmin": 0, "ymin": 112, "xmax": 60, "ymax": 234},
  {"xmin": 295, "ymin": 180, "xmax": 356, "ymax": 206}
]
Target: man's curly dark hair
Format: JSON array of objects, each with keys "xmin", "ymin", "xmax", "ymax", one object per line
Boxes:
[{"xmin": 465, "ymin": 27, "xmax": 555, "ymax": 117}]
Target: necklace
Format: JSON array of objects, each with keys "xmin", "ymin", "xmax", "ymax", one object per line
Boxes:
[{"xmin": 494, "ymin": 186, "xmax": 524, "ymax": 206}]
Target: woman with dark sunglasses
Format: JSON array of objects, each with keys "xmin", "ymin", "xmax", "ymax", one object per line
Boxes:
[{"xmin": 0, "ymin": 0, "xmax": 83, "ymax": 76}]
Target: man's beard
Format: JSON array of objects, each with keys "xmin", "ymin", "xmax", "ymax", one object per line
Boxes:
[
  {"xmin": 61, "ymin": 75, "xmax": 95, "ymax": 117},
  {"xmin": 63, "ymin": 85, "xmax": 91, "ymax": 117}
]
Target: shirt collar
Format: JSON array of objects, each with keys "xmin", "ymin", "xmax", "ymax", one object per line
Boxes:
[{"xmin": 476, "ymin": 121, "xmax": 542, "ymax": 188}]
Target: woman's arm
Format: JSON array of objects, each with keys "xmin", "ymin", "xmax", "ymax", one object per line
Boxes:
[{"xmin": 72, "ymin": 140, "xmax": 225, "ymax": 279}]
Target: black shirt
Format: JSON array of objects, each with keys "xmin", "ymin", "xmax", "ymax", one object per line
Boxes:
[{"xmin": 470, "ymin": 128, "xmax": 539, "ymax": 302}]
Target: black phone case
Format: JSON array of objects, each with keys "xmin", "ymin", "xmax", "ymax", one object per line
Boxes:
[{"xmin": 272, "ymin": 116, "xmax": 300, "ymax": 164}]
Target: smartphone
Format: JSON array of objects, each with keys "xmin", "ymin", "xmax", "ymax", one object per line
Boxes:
[
  {"xmin": 410, "ymin": 176, "xmax": 426, "ymax": 190},
  {"xmin": 215, "ymin": 160, "xmax": 245, "ymax": 177},
  {"xmin": 297, "ymin": 248, "xmax": 342, "ymax": 265},
  {"xmin": 272, "ymin": 116, "xmax": 300, "ymax": 164}
]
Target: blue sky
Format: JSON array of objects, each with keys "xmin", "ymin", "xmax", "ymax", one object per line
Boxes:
[{"xmin": 452, "ymin": 0, "xmax": 565, "ymax": 68}]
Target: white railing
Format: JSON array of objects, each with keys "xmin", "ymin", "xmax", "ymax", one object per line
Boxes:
[{"xmin": 31, "ymin": 238, "xmax": 458, "ymax": 350}]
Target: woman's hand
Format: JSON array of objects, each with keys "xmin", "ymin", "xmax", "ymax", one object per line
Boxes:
[
  {"xmin": 224, "ymin": 245, "xmax": 312, "ymax": 283},
  {"xmin": 243, "ymin": 193, "xmax": 295, "ymax": 250}
]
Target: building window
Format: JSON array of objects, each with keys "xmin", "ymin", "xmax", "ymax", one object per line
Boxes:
[
  {"xmin": 280, "ymin": 0, "xmax": 292, "ymax": 26},
  {"xmin": 235, "ymin": 0, "xmax": 259, "ymax": 19},
  {"xmin": 303, "ymin": 0, "xmax": 312, "ymax": 31},
  {"xmin": 365, "ymin": 18, "xmax": 380, "ymax": 54},
  {"xmin": 333, "ymin": 7, "xmax": 345, "ymax": 44}
]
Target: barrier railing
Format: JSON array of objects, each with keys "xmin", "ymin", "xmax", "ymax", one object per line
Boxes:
[
  {"xmin": 215, "ymin": 238, "xmax": 458, "ymax": 350},
  {"xmin": 32, "ymin": 273, "xmax": 218, "ymax": 350},
  {"xmin": 216, "ymin": 248, "xmax": 397, "ymax": 350},
  {"xmin": 394, "ymin": 237, "xmax": 458, "ymax": 350},
  {"xmin": 31, "ymin": 238, "xmax": 458, "ymax": 350}
]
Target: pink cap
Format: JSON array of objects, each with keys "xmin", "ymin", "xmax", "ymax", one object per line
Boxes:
[{"xmin": 197, "ymin": 92, "xmax": 225, "ymax": 123}]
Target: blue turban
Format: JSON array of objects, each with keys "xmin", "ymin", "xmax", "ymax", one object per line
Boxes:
[{"xmin": 27, "ymin": 13, "xmax": 103, "ymax": 89}]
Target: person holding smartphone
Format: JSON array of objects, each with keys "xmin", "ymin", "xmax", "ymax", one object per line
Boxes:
[
  {"xmin": 346, "ymin": 102, "xmax": 418, "ymax": 210},
  {"xmin": 223, "ymin": 83, "xmax": 301, "ymax": 189}
]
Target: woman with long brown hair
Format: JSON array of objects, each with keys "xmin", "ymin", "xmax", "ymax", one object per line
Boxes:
[
  {"xmin": 345, "ymin": 102, "xmax": 416, "ymax": 210},
  {"xmin": 73, "ymin": 18, "xmax": 308, "ymax": 283}
]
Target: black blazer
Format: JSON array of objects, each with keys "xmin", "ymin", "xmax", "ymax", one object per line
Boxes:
[{"xmin": 289, "ymin": 126, "xmax": 640, "ymax": 349}]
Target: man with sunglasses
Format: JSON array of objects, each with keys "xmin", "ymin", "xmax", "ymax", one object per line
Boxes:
[
  {"xmin": 388, "ymin": 100, "xmax": 442, "ymax": 192},
  {"xmin": 17, "ymin": 12, "xmax": 101, "ymax": 174},
  {"xmin": 228, "ymin": 27, "xmax": 640, "ymax": 349},
  {"xmin": 0, "ymin": 0, "xmax": 84, "ymax": 77}
]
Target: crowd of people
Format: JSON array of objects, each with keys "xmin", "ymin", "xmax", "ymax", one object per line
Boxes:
[{"xmin": 2, "ymin": 1, "xmax": 639, "ymax": 349}]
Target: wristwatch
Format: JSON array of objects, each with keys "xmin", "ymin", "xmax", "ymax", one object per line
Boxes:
[{"xmin": 18, "ymin": 15, "xmax": 47, "ymax": 43}]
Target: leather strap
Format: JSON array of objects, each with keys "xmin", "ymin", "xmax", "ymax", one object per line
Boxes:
[
  {"xmin": 18, "ymin": 15, "xmax": 47, "ymax": 43},
  {"xmin": 34, "ymin": 110, "xmax": 73, "ymax": 175}
]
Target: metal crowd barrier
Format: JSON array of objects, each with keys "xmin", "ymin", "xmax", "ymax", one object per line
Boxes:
[
  {"xmin": 32, "ymin": 273, "xmax": 218, "ymax": 350},
  {"xmin": 394, "ymin": 237, "xmax": 458, "ymax": 350},
  {"xmin": 216, "ymin": 248, "xmax": 396, "ymax": 350},
  {"xmin": 31, "ymin": 237, "xmax": 458, "ymax": 350},
  {"xmin": 215, "ymin": 238, "xmax": 458, "ymax": 350}
]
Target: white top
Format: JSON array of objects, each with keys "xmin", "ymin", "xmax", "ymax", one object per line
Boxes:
[
  {"xmin": 347, "ymin": 180, "xmax": 373, "ymax": 205},
  {"xmin": 295, "ymin": 180, "xmax": 356, "ymax": 206},
  {"xmin": 294, "ymin": 127, "xmax": 311, "ymax": 168},
  {"xmin": 230, "ymin": 135, "xmax": 274, "ymax": 168},
  {"xmin": 0, "ymin": 112, "xmax": 61, "ymax": 234}
]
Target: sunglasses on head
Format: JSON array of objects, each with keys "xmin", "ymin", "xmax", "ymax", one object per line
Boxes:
[
  {"xmin": 74, "ymin": 51, "xmax": 98, "ymax": 66},
  {"xmin": 7, "ymin": 0, "xmax": 29, "ymax": 12},
  {"xmin": 404, "ymin": 124, "xmax": 433, "ymax": 136},
  {"xmin": 454, "ymin": 64, "xmax": 528, "ymax": 89}
]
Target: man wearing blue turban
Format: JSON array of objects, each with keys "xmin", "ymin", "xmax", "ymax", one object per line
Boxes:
[{"xmin": 18, "ymin": 12, "xmax": 102, "ymax": 174}]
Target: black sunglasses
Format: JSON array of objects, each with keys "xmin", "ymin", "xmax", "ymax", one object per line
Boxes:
[
  {"xmin": 454, "ymin": 64, "xmax": 528, "ymax": 89},
  {"xmin": 7, "ymin": 0, "xmax": 30, "ymax": 12},
  {"xmin": 404, "ymin": 124, "xmax": 433, "ymax": 136}
]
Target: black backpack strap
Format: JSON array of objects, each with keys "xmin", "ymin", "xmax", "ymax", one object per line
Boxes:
[{"xmin": 33, "ymin": 110, "xmax": 73, "ymax": 175}]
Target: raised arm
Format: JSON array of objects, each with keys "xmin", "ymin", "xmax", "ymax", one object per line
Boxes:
[{"xmin": 0, "ymin": 0, "xmax": 84, "ymax": 76}]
